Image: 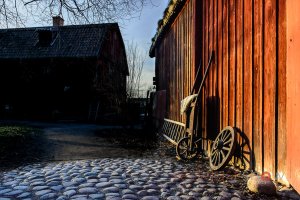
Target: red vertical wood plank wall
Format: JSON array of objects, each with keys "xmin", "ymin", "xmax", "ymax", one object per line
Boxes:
[
  {"xmin": 286, "ymin": 0, "xmax": 300, "ymax": 192},
  {"xmin": 153, "ymin": 0, "xmax": 300, "ymax": 192},
  {"xmin": 154, "ymin": 0, "xmax": 196, "ymax": 122},
  {"xmin": 198, "ymin": 0, "xmax": 287, "ymax": 180}
]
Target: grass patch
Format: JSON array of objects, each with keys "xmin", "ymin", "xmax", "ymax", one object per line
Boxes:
[{"xmin": 0, "ymin": 125, "xmax": 39, "ymax": 138}]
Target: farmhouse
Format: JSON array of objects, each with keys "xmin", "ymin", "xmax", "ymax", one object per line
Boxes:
[
  {"xmin": 150, "ymin": 0, "xmax": 300, "ymax": 192},
  {"xmin": 0, "ymin": 17, "xmax": 128, "ymax": 120}
]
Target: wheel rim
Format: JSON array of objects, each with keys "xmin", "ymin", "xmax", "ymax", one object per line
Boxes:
[
  {"xmin": 209, "ymin": 126, "xmax": 236, "ymax": 170},
  {"xmin": 176, "ymin": 137, "xmax": 198, "ymax": 160}
]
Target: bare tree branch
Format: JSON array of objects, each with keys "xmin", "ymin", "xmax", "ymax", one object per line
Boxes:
[
  {"xmin": 126, "ymin": 41, "xmax": 146, "ymax": 98},
  {"xmin": 0, "ymin": 0, "xmax": 149, "ymax": 28}
]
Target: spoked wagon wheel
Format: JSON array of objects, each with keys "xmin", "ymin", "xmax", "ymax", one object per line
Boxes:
[
  {"xmin": 176, "ymin": 137, "xmax": 198, "ymax": 161},
  {"xmin": 209, "ymin": 126, "xmax": 236, "ymax": 170}
]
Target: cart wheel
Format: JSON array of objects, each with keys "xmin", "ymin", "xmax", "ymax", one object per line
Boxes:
[
  {"xmin": 176, "ymin": 137, "xmax": 198, "ymax": 161},
  {"xmin": 209, "ymin": 126, "xmax": 236, "ymax": 170}
]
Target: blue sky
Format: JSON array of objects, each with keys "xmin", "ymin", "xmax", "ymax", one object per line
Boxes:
[{"xmin": 120, "ymin": 0, "xmax": 169, "ymax": 92}]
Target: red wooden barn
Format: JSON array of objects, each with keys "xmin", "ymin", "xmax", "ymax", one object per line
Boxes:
[
  {"xmin": 0, "ymin": 17, "xmax": 128, "ymax": 120},
  {"xmin": 150, "ymin": 0, "xmax": 300, "ymax": 192}
]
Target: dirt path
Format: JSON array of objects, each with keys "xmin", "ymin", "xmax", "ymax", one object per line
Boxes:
[
  {"xmin": 42, "ymin": 123, "xmax": 155, "ymax": 161},
  {"xmin": 0, "ymin": 121, "xmax": 160, "ymax": 171}
]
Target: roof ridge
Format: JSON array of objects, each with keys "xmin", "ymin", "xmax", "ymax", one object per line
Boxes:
[{"xmin": 0, "ymin": 23, "xmax": 118, "ymax": 31}]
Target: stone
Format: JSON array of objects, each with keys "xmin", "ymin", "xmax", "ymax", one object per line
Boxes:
[
  {"xmin": 200, "ymin": 197, "xmax": 212, "ymax": 200},
  {"xmin": 141, "ymin": 196, "xmax": 160, "ymax": 200},
  {"xmin": 30, "ymin": 181, "xmax": 45, "ymax": 186},
  {"xmin": 87, "ymin": 179, "xmax": 98, "ymax": 183},
  {"xmin": 109, "ymin": 179, "xmax": 124, "ymax": 184},
  {"xmin": 51, "ymin": 185, "xmax": 64, "ymax": 191},
  {"xmin": 40, "ymin": 193, "xmax": 57, "ymax": 200},
  {"xmin": 17, "ymin": 192, "xmax": 31, "ymax": 198},
  {"xmin": 79, "ymin": 182, "xmax": 94, "ymax": 188},
  {"xmin": 122, "ymin": 189, "xmax": 134, "ymax": 195},
  {"xmin": 106, "ymin": 197, "xmax": 121, "ymax": 200},
  {"xmin": 219, "ymin": 191, "xmax": 232, "ymax": 198},
  {"xmin": 247, "ymin": 175, "xmax": 277, "ymax": 195},
  {"xmin": 33, "ymin": 186, "xmax": 49, "ymax": 191},
  {"xmin": 207, "ymin": 188, "xmax": 217, "ymax": 193},
  {"xmin": 89, "ymin": 193, "xmax": 105, "ymax": 199},
  {"xmin": 129, "ymin": 185, "xmax": 143, "ymax": 190},
  {"xmin": 73, "ymin": 178, "xmax": 86, "ymax": 184},
  {"xmin": 36, "ymin": 189, "xmax": 52, "ymax": 196},
  {"xmin": 166, "ymin": 196, "xmax": 181, "ymax": 200},
  {"xmin": 103, "ymin": 187, "xmax": 119, "ymax": 193},
  {"xmin": 137, "ymin": 190, "xmax": 148, "ymax": 196},
  {"xmin": 147, "ymin": 189, "xmax": 160, "ymax": 195},
  {"xmin": 105, "ymin": 193, "xmax": 120, "ymax": 197},
  {"xmin": 122, "ymin": 194, "xmax": 138, "ymax": 199},
  {"xmin": 46, "ymin": 181, "xmax": 61, "ymax": 186},
  {"xmin": 14, "ymin": 185, "xmax": 29, "ymax": 190},
  {"xmin": 64, "ymin": 190, "xmax": 77, "ymax": 198},
  {"xmin": 96, "ymin": 182, "xmax": 113, "ymax": 188},
  {"xmin": 5, "ymin": 190, "xmax": 23, "ymax": 196},
  {"xmin": 78, "ymin": 187, "xmax": 98, "ymax": 194},
  {"xmin": 62, "ymin": 182, "xmax": 76, "ymax": 187},
  {"xmin": 161, "ymin": 192, "xmax": 171, "ymax": 199},
  {"xmin": 56, "ymin": 196, "xmax": 68, "ymax": 200}
]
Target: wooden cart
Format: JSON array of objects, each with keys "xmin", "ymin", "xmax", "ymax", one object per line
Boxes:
[{"xmin": 159, "ymin": 52, "xmax": 237, "ymax": 170}]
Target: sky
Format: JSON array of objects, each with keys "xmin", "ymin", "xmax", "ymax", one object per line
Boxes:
[{"xmin": 120, "ymin": 0, "xmax": 169, "ymax": 93}]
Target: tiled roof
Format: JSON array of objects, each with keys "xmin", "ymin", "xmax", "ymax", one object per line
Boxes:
[{"xmin": 0, "ymin": 23, "xmax": 118, "ymax": 59}]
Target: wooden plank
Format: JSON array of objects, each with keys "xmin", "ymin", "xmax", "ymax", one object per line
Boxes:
[
  {"xmin": 243, "ymin": 0, "xmax": 253, "ymax": 170},
  {"xmin": 263, "ymin": 0, "xmax": 277, "ymax": 178},
  {"xmin": 222, "ymin": 0, "xmax": 229, "ymax": 127},
  {"xmin": 234, "ymin": 0, "xmax": 244, "ymax": 169},
  {"xmin": 203, "ymin": 0, "xmax": 209, "ymax": 148},
  {"xmin": 253, "ymin": 0, "xmax": 264, "ymax": 173},
  {"xmin": 286, "ymin": 0, "xmax": 300, "ymax": 192},
  {"xmin": 213, "ymin": 0, "xmax": 217, "ymax": 98},
  {"xmin": 276, "ymin": 0, "xmax": 287, "ymax": 184},
  {"xmin": 228, "ymin": 0, "xmax": 236, "ymax": 126},
  {"xmin": 217, "ymin": 0, "xmax": 223, "ymax": 130}
]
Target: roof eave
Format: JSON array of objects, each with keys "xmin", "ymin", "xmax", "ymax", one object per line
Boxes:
[{"xmin": 149, "ymin": 0, "xmax": 187, "ymax": 58}]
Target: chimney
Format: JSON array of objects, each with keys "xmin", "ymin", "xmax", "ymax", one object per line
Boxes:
[{"xmin": 53, "ymin": 16, "xmax": 64, "ymax": 26}]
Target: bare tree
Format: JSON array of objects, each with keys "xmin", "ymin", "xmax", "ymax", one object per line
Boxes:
[
  {"xmin": 126, "ymin": 40, "xmax": 146, "ymax": 99},
  {"xmin": 0, "ymin": 0, "xmax": 148, "ymax": 28}
]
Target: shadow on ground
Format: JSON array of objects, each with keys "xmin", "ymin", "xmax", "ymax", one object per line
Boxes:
[{"xmin": 0, "ymin": 121, "xmax": 159, "ymax": 171}]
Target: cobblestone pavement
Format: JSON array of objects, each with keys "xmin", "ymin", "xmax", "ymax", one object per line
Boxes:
[{"xmin": 0, "ymin": 157, "xmax": 253, "ymax": 200}]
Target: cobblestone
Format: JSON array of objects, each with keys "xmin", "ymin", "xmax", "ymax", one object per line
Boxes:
[{"xmin": 0, "ymin": 158, "xmax": 286, "ymax": 199}]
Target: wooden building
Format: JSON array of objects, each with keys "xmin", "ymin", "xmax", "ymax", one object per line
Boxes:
[
  {"xmin": 150, "ymin": 0, "xmax": 300, "ymax": 192},
  {"xmin": 0, "ymin": 17, "xmax": 128, "ymax": 120}
]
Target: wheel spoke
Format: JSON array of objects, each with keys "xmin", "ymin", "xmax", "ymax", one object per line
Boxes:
[
  {"xmin": 223, "ymin": 139, "xmax": 232, "ymax": 145},
  {"xmin": 212, "ymin": 152, "xmax": 217, "ymax": 162},
  {"xmin": 218, "ymin": 151, "xmax": 221, "ymax": 164},
  {"xmin": 211, "ymin": 149, "xmax": 217, "ymax": 156},
  {"xmin": 220, "ymin": 131, "xmax": 227, "ymax": 140},
  {"xmin": 222, "ymin": 147, "xmax": 230, "ymax": 151},
  {"xmin": 221, "ymin": 150, "xmax": 226, "ymax": 160},
  {"xmin": 213, "ymin": 153, "xmax": 218, "ymax": 165},
  {"xmin": 222, "ymin": 132, "xmax": 231, "ymax": 142}
]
